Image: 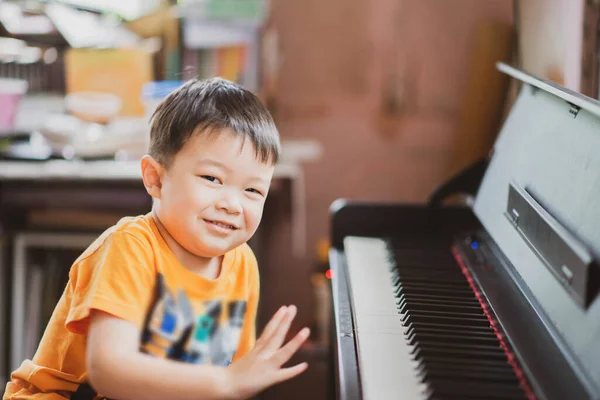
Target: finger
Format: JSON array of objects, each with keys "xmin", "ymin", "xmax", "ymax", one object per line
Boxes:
[
  {"xmin": 276, "ymin": 362, "xmax": 308, "ymax": 383},
  {"xmin": 265, "ymin": 305, "xmax": 296, "ymax": 352},
  {"xmin": 272, "ymin": 327, "xmax": 310, "ymax": 367},
  {"xmin": 256, "ymin": 306, "xmax": 287, "ymax": 347}
]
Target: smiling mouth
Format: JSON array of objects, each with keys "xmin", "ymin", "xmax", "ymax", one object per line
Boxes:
[{"xmin": 205, "ymin": 219, "xmax": 238, "ymax": 230}]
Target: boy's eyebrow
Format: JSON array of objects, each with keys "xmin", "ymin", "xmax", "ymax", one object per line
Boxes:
[
  {"xmin": 248, "ymin": 176, "xmax": 271, "ymax": 185},
  {"xmin": 196, "ymin": 158, "xmax": 231, "ymax": 171}
]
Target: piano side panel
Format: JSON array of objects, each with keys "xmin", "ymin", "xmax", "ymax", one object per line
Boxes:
[
  {"xmin": 474, "ymin": 86, "xmax": 600, "ymax": 393},
  {"xmin": 329, "ymin": 249, "xmax": 361, "ymax": 400}
]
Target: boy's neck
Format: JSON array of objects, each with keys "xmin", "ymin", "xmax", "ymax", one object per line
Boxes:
[{"xmin": 151, "ymin": 210, "xmax": 223, "ymax": 280}]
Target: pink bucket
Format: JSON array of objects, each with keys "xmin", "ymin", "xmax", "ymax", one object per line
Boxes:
[{"xmin": 0, "ymin": 79, "xmax": 28, "ymax": 132}]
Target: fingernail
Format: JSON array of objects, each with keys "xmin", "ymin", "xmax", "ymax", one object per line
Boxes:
[{"xmin": 301, "ymin": 327, "xmax": 310, "ymax": 337}]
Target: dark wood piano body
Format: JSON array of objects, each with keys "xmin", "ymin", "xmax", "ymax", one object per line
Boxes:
[{"xmin": 329, "ymin": 64, "xmax": 600, "ymax": 400}]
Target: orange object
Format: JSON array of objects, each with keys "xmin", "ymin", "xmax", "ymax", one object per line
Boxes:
[
  {"xmin": 5, "ymin": 214, "xmax": 259, "ymax": 398},
  {"xmin": 65, "ymin": 48, "xmax": 154, "ymax": 116},
  {"xmin": 217, "ymin": 45, "xmax": 246, "ymax": 82},
  {"xmin": 450, "ymin": 21, "xmax": 513, "ymax": 175}
]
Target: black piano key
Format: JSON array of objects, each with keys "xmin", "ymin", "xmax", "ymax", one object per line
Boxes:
[
  {"xmin": 394, "ymin": 275, "xmax": 470, "ymax": 285},
  {"xmin": 417, "ymin": 363, "xmax": 518, "ymax": 383},
  {"xmin": 384, "ymin": 238, "xmax": 534, "ymax": 400},
  {"xmin": 406, "ymin": 325, "xmax": 498, "ymax": 338},
  {"xmin": 394, "ymin": 269, "xmax": 464, "ymax": 278},
  {"xmin": 397, "ymin": 281, "xmax": 473, "ymax": 291},
  {"xmin": 398, "ymin": 300, "xmax": 484, "ymax": 315},
  {"xmin": 396, "ymin": 286, "xmax": 477, "ymax": 298},
  {"xmin": 401, "ymin": 313, "xmax": 488, "ymax": 326},
  {"xmin": 396, "ymin": 286, "xmax": 475, "ymax": 297},
  {"xmin": 412, "ymin": 346, "xmax": 509, "ymax": 362},
  {"xmin": 410, "ymin": 341, "xmax": 506, "ymax": 357},
  {"xmin": 405, "ymin": 321, "xmax": 496, "ymax": 338},
  {"xmin": 407, "ymin": 330, "xmax": 499, "ymax": 348},
  {"xmin": 419, "ymin": 366, "xmax": 521, "ymax": 384},
  {"xmin": 397, "ymin": 297, "xmax": 482, "ymax": 311},
  {"xmin": 400, "ymin": 309, "xmax": 487, "ymax": 322},
  {"xmin": 392, "ymin": 264, "xmax": 462, "ymax": 272},
  {"xmin": 397, "ymin": 292, "xmax": 476, "ymax": 304},
  {"xmin": 416, "ymin": 360, "xmax": 519, "ymax": 379},
  {"xmin": 426, "ymin": 379, "xmax": 528, "ymax": 400},
  {"xmin": 398, "ymin": 292, "xmax": 481, "ymax": 305},
  {"xmin": 403, "ymin": 314, "xmax": 491, "ymax": 328},
  {"xmin": 416, "ymin": 354, "xmax": 515, "ymax": 370},
  {"xmin": 408, "ymin": 332, "xmax": 500, "ymax": 346}
]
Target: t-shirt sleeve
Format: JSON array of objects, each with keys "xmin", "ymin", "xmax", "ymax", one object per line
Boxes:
[
  {"xmin": 233, "ymin": 248, "xmax": 260, "ymax": 360},
  {"xmin": 65, "ymin": 231, "xmax": 156, "ymax": 334}
]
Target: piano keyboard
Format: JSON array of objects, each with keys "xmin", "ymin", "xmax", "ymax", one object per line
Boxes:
[{"xmin": 344, "ymin": 236, "xmax": 534, "ymax": 400}]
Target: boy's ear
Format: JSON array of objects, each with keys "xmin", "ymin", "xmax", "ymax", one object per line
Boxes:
[{"xmin": 141, "ymin": 155, "xmax": 164, "ymax": 199}]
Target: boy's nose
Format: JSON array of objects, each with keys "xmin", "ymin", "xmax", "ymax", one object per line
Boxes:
[{"xmin": 216, "ymin": 192, "xmax": 242, "ymax": 214}]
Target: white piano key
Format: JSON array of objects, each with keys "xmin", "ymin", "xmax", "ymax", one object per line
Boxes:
[{"xmin": 344, "ymin": 236, "xmax": 427, "ymax": 400}]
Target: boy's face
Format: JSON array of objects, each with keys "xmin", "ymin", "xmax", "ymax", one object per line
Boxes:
[{"xmin": 154, "ymin": 130, "xmax": 275, "ymax": 258}]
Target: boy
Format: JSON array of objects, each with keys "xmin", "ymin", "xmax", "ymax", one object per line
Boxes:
[{"xmin": 4, "ymin": 78, "xmax": 310, "ymax": 399}]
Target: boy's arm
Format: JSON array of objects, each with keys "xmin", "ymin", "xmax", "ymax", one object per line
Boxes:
[{"xmin": 87, "ymin": 305, "xmax": 308, "ymax": 400}]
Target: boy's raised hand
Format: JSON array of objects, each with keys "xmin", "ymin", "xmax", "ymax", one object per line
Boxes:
[{"xmin": 225, "ymin": 305, "xmax": 310, "ymax": 399}]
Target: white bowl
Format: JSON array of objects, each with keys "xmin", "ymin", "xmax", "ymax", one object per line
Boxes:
[{"xmin": 65, "ymin": 91, "xmax": 122, "ymax": 124}]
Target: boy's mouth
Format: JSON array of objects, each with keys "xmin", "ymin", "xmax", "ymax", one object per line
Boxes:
[{"xmin": 205, "ymin": 219, "xmax": 238, "ymax": 230}]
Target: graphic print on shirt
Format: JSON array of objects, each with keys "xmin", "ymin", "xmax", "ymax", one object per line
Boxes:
[{"xmin": 140, "ymin": 273, "xmax": 247, "ymax": 366}]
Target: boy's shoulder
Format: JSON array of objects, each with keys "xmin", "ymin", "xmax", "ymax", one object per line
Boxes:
[
  {"xmin": 231, "ymin": 242, "xmax": 260, "ymax": 282},
  {"xmin": 236, "ymin": 242, "xmax": 257, "ymax": 263},
  {"xmin": 75, "ymin": 214, "xmax": 155, "ymax": 264}
]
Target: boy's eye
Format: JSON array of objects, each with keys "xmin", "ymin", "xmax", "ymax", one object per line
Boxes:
[
  {"xmin": 201, "ymin": 175, "xmax": 221, "ymax": 184},
  {"xmin": 246, "ymin": 188, "xmax": 263, "ymax": 196}
]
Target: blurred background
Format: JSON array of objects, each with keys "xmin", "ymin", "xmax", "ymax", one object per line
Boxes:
[{"xmin": 0, "ymin": 0, "xmax": 598, "ymax": 399}]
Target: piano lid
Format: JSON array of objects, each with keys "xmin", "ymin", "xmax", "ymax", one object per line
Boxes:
[{"xmin": 474, "ymin": 63, "xmax": 600, "ymax": 392}]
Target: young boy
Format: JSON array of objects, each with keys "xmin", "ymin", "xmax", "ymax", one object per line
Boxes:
[{"xmin": 4, "ymin": 78, "xmax": 310, "ymax": 400}]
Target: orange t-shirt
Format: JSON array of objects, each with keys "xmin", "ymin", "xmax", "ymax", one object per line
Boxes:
[{"xmin": 4, "ymin": 214, "xmax": 260, "ymax": 399}]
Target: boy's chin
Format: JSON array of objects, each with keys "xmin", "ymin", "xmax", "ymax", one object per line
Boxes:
[{"xmin": 196, "ymin": 241, "xmax": 242, "ymax": 258}]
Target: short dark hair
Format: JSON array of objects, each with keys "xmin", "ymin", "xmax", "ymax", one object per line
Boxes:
[{"xmin": 149, "ymin": 77, "xmax": 280, "ymax": 167}]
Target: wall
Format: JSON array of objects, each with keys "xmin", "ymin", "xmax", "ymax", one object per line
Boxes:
[
  {"xmin": 271, "ymin": 0, "xmax": 513, "ymax": 267},
  {"xmin": 259, "ymin": 1, "xmax": 514, "ymax": 398},
  {"xmin": 518, "ymin": 0, "xmax": 584, "ymax": 90}
]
